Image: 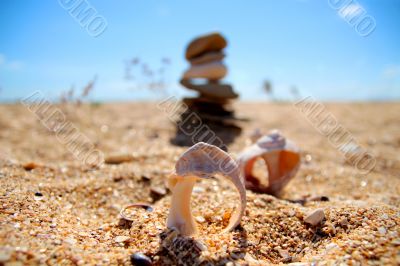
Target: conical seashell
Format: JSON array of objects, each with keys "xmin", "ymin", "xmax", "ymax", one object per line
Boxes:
[
  {"xmin": 167, "ymin": 142, "xmax": 246, "ymax": 236},
  {"xmin": 238, "ymin": 130, "xmax": 300, "ymax": 196}
]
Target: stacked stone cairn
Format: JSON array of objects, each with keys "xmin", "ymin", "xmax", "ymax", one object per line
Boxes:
[{"xmin": 174, "ymin": 32, "xmax": 241, "ymax": 147}]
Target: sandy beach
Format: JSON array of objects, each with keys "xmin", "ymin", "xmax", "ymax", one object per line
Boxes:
[{"xmin": 0, "ymin": 101, "xmax": 399, "ymax": 265}]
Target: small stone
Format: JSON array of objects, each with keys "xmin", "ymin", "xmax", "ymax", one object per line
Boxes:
[
  {"xmin": 99, "ymin": 223, "xmax": 111, "ymax": 231},
  {"xmin": 150, "ymin": 186, "xmax": 167, "ymax": 201},
  {"xmin": 114, "ymin": 236, "xmax": 130, "ymax": 243},
  {"xmin": 190, "ymin": 51, "xmax": 225, "ymax": 65},
  {"xmin": 244, "ymin": 253, "xmax": 259, "ymax": 264},
  {"xmin": 130, "ymin": 252, "xmax": 152, "ymax": 266},
  {"xmin": 320, "ymin": 196, "xmax": 329, "ymax": 201},
  {"xmin": 34, "ymin": 192, "xmax": 44, "ymax": 200},
  {"xmin": 278, "ymin": 248, "xmax": 292, "ymax": 262},
  {"xmin": 180, "ymin": 79, "xmax": 238, "ymax": 99},
  {"xmin": 112, "ymin": 175, "xmax": 124, "ymax": 182},
  {"xmin": 339, "ymin": 217, "xmax": 348, "ymax": 226},
  {"xmin": 104, "ymin": 153, "xmax": 134, "ymax": 164},
  {"xmin": 100, "ymin": 124, "xmax": 109, "ymax": 133},
  {"xmin": 185, "ymin": 32, "xmax": 227, "ymax": 60},
  {"xmin": 64, "ymin": 237, "xmax": 77, "ymax": 245},
  {"xmin": 309, "ymin": 195, "xmax": 329, "ymax": 202},
  {"xmin": 304, "ymin": 208, "xmax": 325, "ymax": 226},
  {"xmin": 182, "ymin": 62, "xmax": 227, "ymax": 80},
  {"xmin": 381, "ymin": 213, "xmax": 389, "ymax": 219},
  {"xmin": 0, "ymin": 251, "xmax": 11, "ymax": 262},
  {"xmin": 23, "ymin": 162, "xmax": 40, "ymax": 171},
  {"xmin": 193, "ymin": 186, "xmax": 205, "ymax": 193},
  {"xmin": 78, "ymin": 231, "xmax": 88, "ymax": 237},
  {"xmin": 325, "ymin": 243, "xmax": 338, "ymax": 250},
  {"xmin": 195, "ymin": 216, "xmax": 206, "ymax": 223},
  {"xmin": 378, "ymin": 227, "xmax": 387, "ymax": 234},
  {"xmin": 141, "ymin": 175, "xmax": 151, "ymax": 182}
]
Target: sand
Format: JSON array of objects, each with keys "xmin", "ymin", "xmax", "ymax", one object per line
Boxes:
[{"xmin": 0, "ymin": 101, "xmax": 399, "ymax": 265}]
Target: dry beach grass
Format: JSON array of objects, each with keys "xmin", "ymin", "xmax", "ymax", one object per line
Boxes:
[{"xmin": 0, "ymin": 102, "xmax": 399, "ymax": 265}]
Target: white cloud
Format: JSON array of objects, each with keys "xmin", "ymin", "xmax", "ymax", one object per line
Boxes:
[
  {"xmin": 0, "ymin": 53, "xmax": 25, "ymax": 70},
  {"xmin": 338, "ymin": 3, "xmax": 364, "ymax": 20},
  {"xmin": 382, "ymin": 65, "xmax": 400, "ymax": 79}
]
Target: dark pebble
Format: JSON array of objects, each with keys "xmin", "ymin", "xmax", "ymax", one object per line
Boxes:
[
  {"xmin": 288, "ymin": 199, "xmax": 306, "ymax": 205},
  {"xmin": 141, "ymin": 175, "xmax": 151, "ymax": 182},
  {"xmin": 320, "ymin": 196, "xmax": 329, "ymax": 201},
  {"xmin": 150, "ymin": 186, "xmax": 167, "ymax": 202},
  {"xmin": 130, "ymin": 253, "xmax": 152, "ymax": 266}
]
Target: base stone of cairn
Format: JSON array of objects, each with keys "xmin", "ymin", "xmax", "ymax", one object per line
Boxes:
[{"xmin": 173, "ymin": 32, "xmax": 242, "ymax": 148}]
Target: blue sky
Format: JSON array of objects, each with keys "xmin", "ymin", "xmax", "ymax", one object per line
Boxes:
[{"xmin": 0, "ymin": 0, "xmax": 399, "ymax": 102}]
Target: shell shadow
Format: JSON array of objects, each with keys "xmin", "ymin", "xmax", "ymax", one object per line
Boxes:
[{"xmin": 155, "ymin": 226, "xmax": 248, "ymax": 265}]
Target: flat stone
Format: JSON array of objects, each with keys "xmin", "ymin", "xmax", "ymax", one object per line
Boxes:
[
  {"xmin": 189, "ymin": 51, "xmax": 225, "ymax": 65},
  {"xmin": 114, "ymin": 235, "xmax": 130, "ymax": 243},
  {"xmin": 23, "ymin": 162, "xmax": 42, "ymax": 171},
  {"xmin": 185, "ymin": 32, "xmax": 227, "ymax": 60},
  {"xmin": 182, "ymin": 96, "xmax": 230, "ymax": 106},
  {"xmin": 104, "ymin": 153, "xmax": 134, "ymax": 164},
  {"xmin": 182, "ymin": 97, "xmax": 234, "ymax": 112},
  {"xmin": 278, "ymin": 248, "xmax": 292, "ymax": 262},
  {"xmin": 180, "ymin": 111, "xmax": 241, "ymax": 127},
  {"xmin": 196, "ymin": 114, "xmax": 243, "ymax": 126},
  {"xmin": 0, "ymin": 251, "xmax": 11, "ymax": 262},
  {"xmin": 180, "ymin": 79, "xmax": 238, "ymax": 99},
  {"xmin": 304, "ymin": 208, "xmax": 325, "ymax": 226},
  {"xmin": 195, "ymin": 216, "xmax": 206, "ymax": 223},
  {"xmin": 185, "ymin": 108, "xmax": 234, "ymax": 119},
  {"xmin": 150, "ymin": 186, "xmax": 167, "ymax": 196},
  {"xmin": 182, "ymin": 62, "xmax": 227, "ymax": 80}
]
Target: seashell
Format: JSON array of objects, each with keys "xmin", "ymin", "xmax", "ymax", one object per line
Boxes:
[
  {"xmin": 166, "ymin": 142, "xmax": 246, "ymax": 236},
  {"xmin": 119, "ymin": 203, "xmax": 154, "ymax": 221},
  {"xmin": 238, "ymin": 130, "xmax": 301, "ymax": 196}
]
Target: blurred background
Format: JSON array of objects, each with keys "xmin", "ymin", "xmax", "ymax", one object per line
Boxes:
[{"xmin": 0, "ymin": 0, "xmax": 399, "ymax": 102}]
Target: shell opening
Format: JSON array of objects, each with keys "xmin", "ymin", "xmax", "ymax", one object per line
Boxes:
[{"xmin": 166, "ymin": 142, "xmax": 246, "ymax": 236}]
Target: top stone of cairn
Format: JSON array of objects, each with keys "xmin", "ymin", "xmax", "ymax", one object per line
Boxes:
[{"xmin": 185, "ymin": 32, "xmax": 227, "ymax": 60}]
